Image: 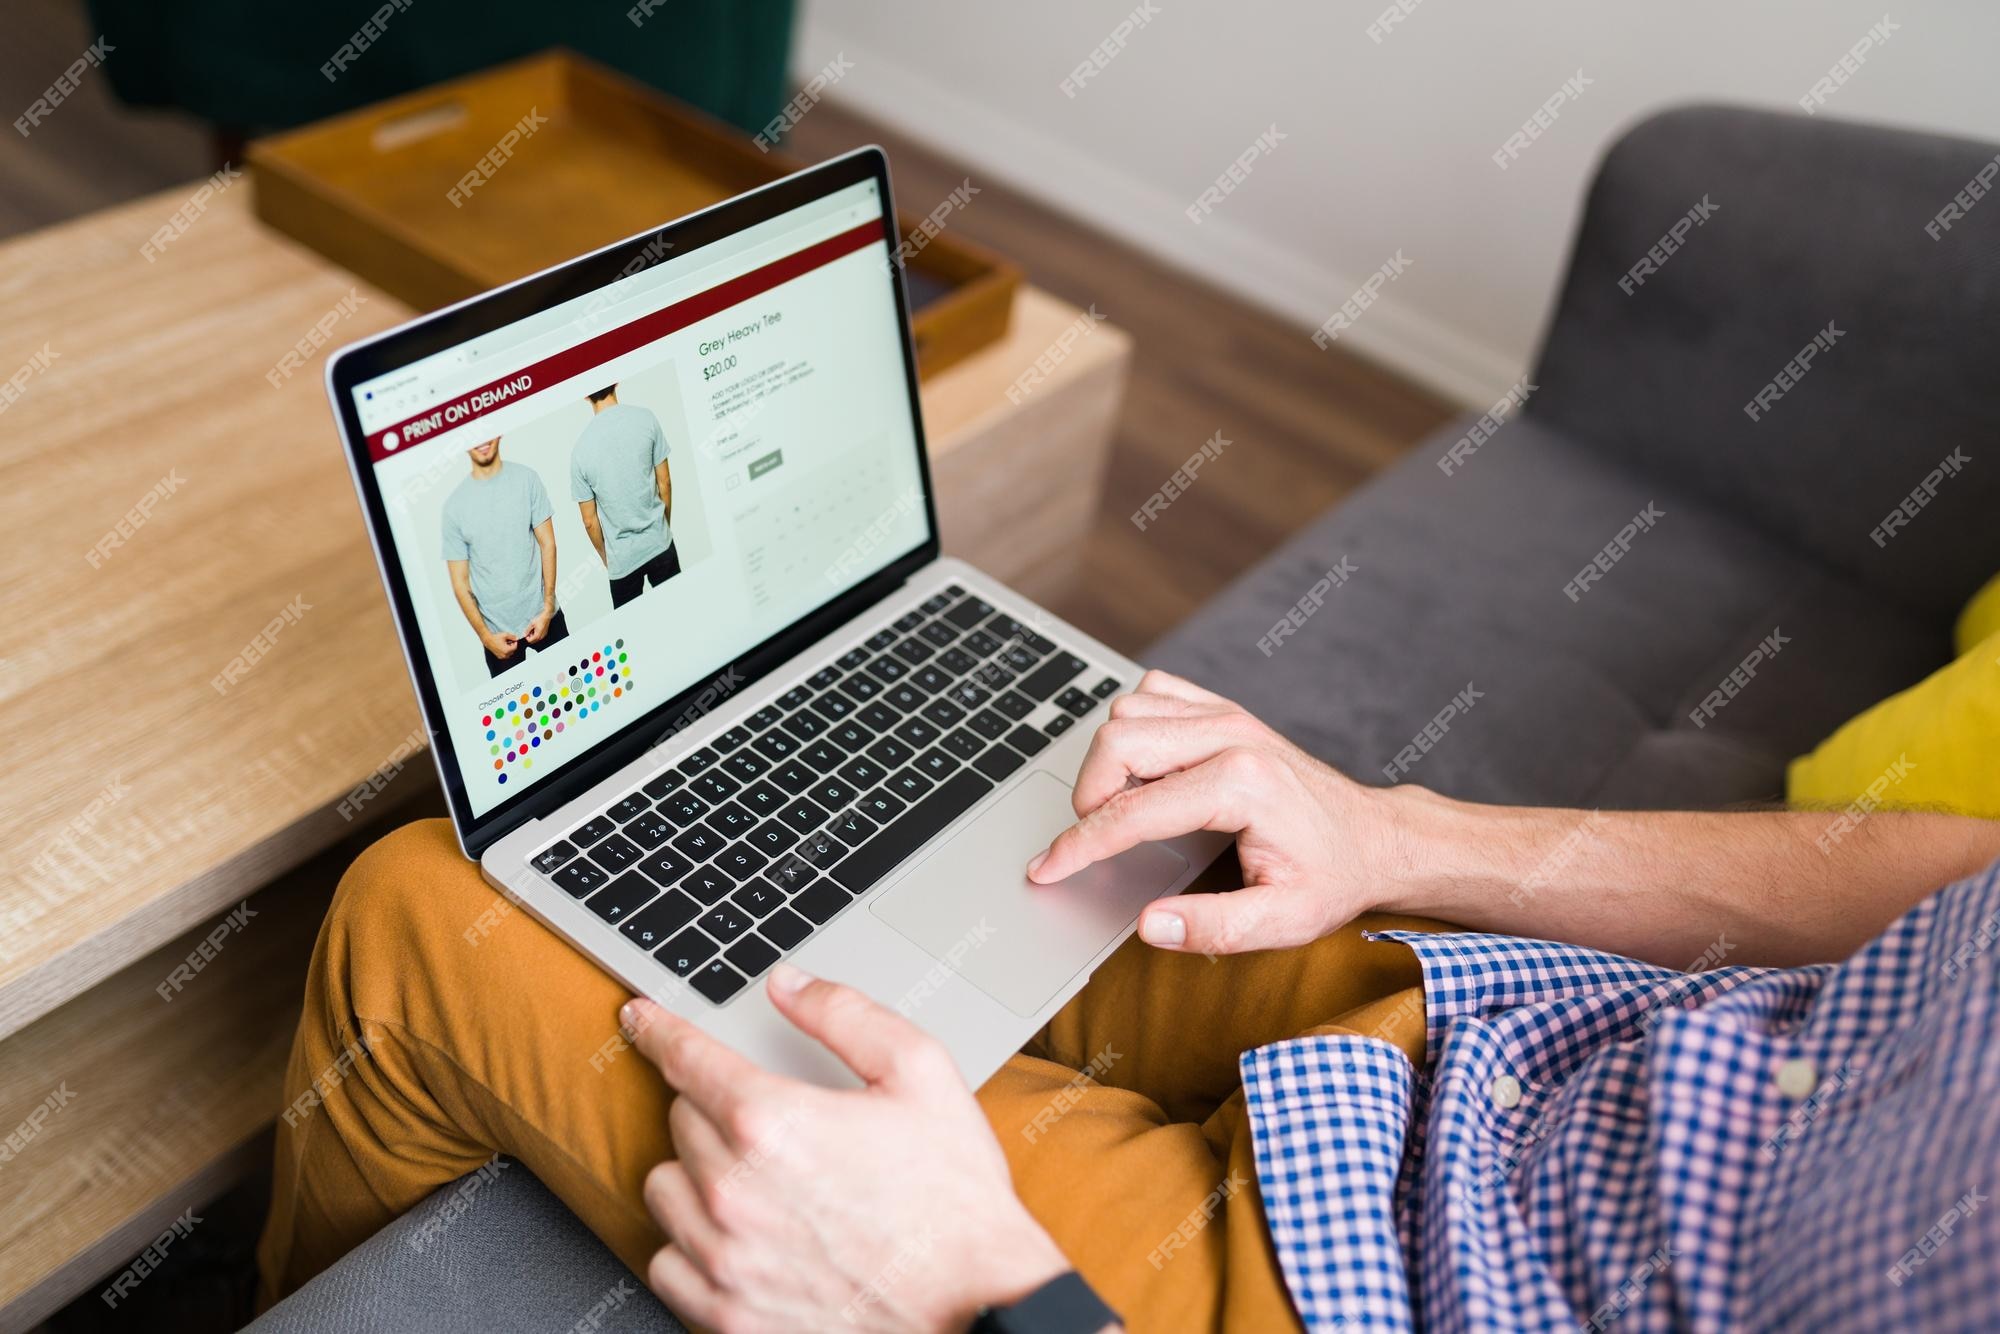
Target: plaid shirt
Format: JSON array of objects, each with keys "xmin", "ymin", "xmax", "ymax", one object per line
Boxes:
[{"xmin": 1239, "ymin": 856, "xmax": 2000, "ymax": 1332}]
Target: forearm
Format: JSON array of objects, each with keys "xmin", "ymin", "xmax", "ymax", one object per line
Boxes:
[
  {"xmin": 1374, "ymin": 786, "xmax": 2000, "ymax": 968},
  {"xmin": 450, "ymin": 583, "xmax": 488, "ymax": 642}
]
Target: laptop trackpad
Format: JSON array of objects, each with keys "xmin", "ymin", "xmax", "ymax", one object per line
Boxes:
[{"xmin": 871, "ymin": 770, "xmax": 1189, "ymax": 1017}]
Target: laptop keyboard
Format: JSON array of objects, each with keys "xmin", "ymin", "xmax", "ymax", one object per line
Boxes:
[{"xmin": 528, "ymin": 583, "xmax": 1122, "ymax": 1007}]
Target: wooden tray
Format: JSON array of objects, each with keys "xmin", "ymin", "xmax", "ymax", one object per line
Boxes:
[{"xmin": 246, "ymin": 51, "xmax": 1017, "ymax": 379}]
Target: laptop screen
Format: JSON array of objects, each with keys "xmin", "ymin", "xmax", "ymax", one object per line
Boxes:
[{"xmin": 345, "ymin": 173, "xmax": 931, "ymax": 821}]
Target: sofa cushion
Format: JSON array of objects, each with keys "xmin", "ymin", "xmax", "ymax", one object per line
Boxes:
[{"xmin": 1147, "ymin": 415, "xmax": 1948, "ymax": 810}]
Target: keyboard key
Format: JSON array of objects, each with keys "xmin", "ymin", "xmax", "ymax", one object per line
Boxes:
[
  {"xmin": 553, "ymin": 860, "xmax": 607, "ymax": 898},
  {"xmin": 659, "ymin": 791, "xmax": 711, "ymax": 825},
  {"xmin": 747, "ymin": 705, "xmax": 783, "ymax": 730},
  {"xmin": 779, "ymin": 796, "xmax": 831, "ymax": 834},
  {"xmin": 943, "ymin": 582, "xmax": 966, "ymax": 597},
  {"xmin": 678, "ymin": 747, "xmax": 720, "ymax": 777},
  {"xmin": 585, "ymin": 872, "xmax": 658, "ymax": 925},
  {"xmin": 885, "ymin": 768, "xmax": 934, "ymax": 802},
  {"xmin": 637, "ymin": 847, "xmax": 695, "ymax": 887},
  {"xmin": 1092, "ymin": 676, "xmax": 1123, "ymax": 699},
  {"xmin": 771, "ymin": 759, "xmax": 818, "ymax": 793},
  {"xmin": 572, "ymin": 815, "xmax": 617, "ymax": 847},
  {"xmin": 918, "ymin": 620, "xmax": 957, "ymax": 648},
  {"xmin": 531, "ymin": 841, "xmax": 576, "ymax": 874},
  {"xmin": 941, "ymin": 729, "xmax": 985, "ymax": 762},
  {"xmin": 943, "ymin": 595, "xmax": 995, "ymax": 630},
  {"xmin": 885, "ymin": 684, "xmax": 926, "ymax": 713},
  {"xmin": 999, "ymin": 644, "xmax": 1040, "ymax": 674},
  {"xmin": 1006, "ymin": 725, "xmax": 1051, "ymax": 756},
  {"xmin": 839, "ymin": 673, "xmax": 885, "ymax": 702},
  {"xmin": 962, "ymin": 628, "xmax": 1003, "ymax": 657},
  {"xmin": 590, "ymin": 834, "xmax": 642, "ymax": 874},
  {"xmin": 920, "ymin": 592, "xmax": 952, "ymax": 614},
  {"xmin": 828, "ymin": 721, "xmax": 874, "ymax": 753},
  {"xmin": 865, "ymin": 629, "xmax": 897, "ymax": 651},
  {"xmin": 939, "ymin": 647, "xmax": 979, "ymax": 676},
  {"xmin": 837, "ymin": 647, "xmax": 871, "ymax": 670},
  {"xmin": 945, "ymin": 680, "xmax": 991, "ymax": 710},
  {"xmin": 641, "ymin": 770, "xmax": 685, "ymax": 801},
  {"xmin": 921, "ymin": 697, "xmax": 967, "ymax": 728},
  {"xmin": 800, "ymin": 741, "xmax": 845, "ymax": 773},
  {"xmin": 894, "ymin": 610, "xmax": 925, "ymax": 632},
  {"xmin": 782, "ymin": 709, "xmax": 829, "ymax": 741},
  {"xmin": 865, "ymin": 655, "xmax": 909, "ymax": 683},
  {"xmin": 700, "ymin": 904, "xmax": 753, "ymax": 944},
  {"xmin": 793, "ymin": 880, "xmax": 851, "ymax": 925},
  {"xmin": 913, "ymin": 664, "xmax": 953, "ymax": 694},
  {"xmin": 777, "ymin": 686, "xmax": 813, "ymax": 710},
  {"xmin": 992, "ymin": 691, "xmax": 1036, "ymax": 721},
  {"xmin": 1056, "ymin": 686, "xmax": 1097, "ymax": 717},
  {"xmin": 839, "ymin": 755, "xmax": 887, "ymax": 789},
  {"xmin": 752, "ymin": 730, "xmax": 800, "ymax": 761},
  {"xmin": 868, "ymin": 735, "xmax": 915, "ymax": 768},
  {"xmin": 808, "ymin": 666, "xmax": 843, "ymax": 690},
  {"xmin": 680, "ymin": 866, "xmax": 735, "ymax": 904},
  {"xmin": 893, "ymin": 638, "xmax": 933, "ymax": 665},
  {"xmin": 657, "ymin": 927, "xmax": 719, "ymax": 976},
  {"xmin": 811, "ymin": 691, "xmax": 856, "ymax": 722},
  {"xmin": 828, "ymin": 807, "xmax": 878, "ymax": 846},
  {"xmin": 970, "ymin": 661, "xmax": 1016, "ymax": 693},
  {"xmin": 858, "ymin": 702, "xmax": 900, "ymax": 732},
  {"xmin": 809, "ymin": 776, "xmax": 858, "ymax": 811},
  {"xmin": 671, "ymin": 823, "xmax": 725, "ymax": 861},
  {"xmin": 857, "ymin": 789, "xmax": 906, "ymax": 823},
  {"xmin": 708, "ymin": 801, "xmax": 755, "ymax": 837},
  {"xmin": 725, "ymin": 934, "xmax": 782, "ymax": 980},
  {"xmin": 625, "ymin": 810, "xmax": 674, "ymax": 849},
  {"xmin": 973, "ymin": 746, "xmax": 1026, "ymax": 782},
  {"xmin": 748, "ymin": 819, "xmax": 799, "ymax": 856},
  {"xmin": 621, "ymin": 890, "xmax": 700, "ymax": 951},
  {"xmin": 794, "ymin": 828, "xmax": 844, "ymax": 871},
  {"xmin": 722, "ymin": 751, "xmax": 770, "ymax": 782},
  {"xmin": 1018, "ymin": 652, "xmax": 1089, "ymax": 701},
  {"xmin": 966, "ymin": 709, "xmax": 1010, "ymax": 740},
  {"xmin": 765, "ymin": 856, "xmax": 816, "ymax": 893},
  {"xmin": 758, "ymin": 906, "xmax": 813, "ymax": 952},
  {"xmin": 690, "ymin": 771, "xmax": 740, "ymax": 802},
  {"xmin": 740, "ymin": 781, "xmax": 786, "ymax": 816},
  {"xmin": 832, "ymin": 771, "xmax": 994, "ymax": 895},
  {"xmin": 715, "ymin": 843, "xmax": 769, "ymax": 881},
  {"xmin": 716, "ymin": 725, "xmax": 752, "ymax": 751},
  {"xmin": 1045, "ymin": 714, "xmax": 1076, "ymax": 737},
  {"xmin": 914, "ymin": 747, "xmax": 960, "ymax": 781},
  {"xmin": 894, "ymin": 716, "xmax": 941, "ymax": 749},
  {"xmin": 731, "ymin": 880, "xmax": 786, "ymax": 919},
  {"xmin": 690, "ymin": 960, "xmax": 749, "ymax": 1004},
  {"xmin": 607, "ymin": 793, "xmax": 651, "ymax": 823}
]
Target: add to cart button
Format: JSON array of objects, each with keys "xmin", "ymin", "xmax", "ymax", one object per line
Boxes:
[{"xmin": 748, "ymin": 450, "xmax": 785, "ymax": 480}]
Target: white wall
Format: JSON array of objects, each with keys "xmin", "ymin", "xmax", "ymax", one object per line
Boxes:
[{"xmin": 794, "ymin": 2, "xmax": 2000, "ymax": 405}]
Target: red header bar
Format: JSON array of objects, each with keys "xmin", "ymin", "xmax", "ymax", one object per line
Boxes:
[{"xmin": 365, "ymin": 219, "xmax": 883, "ymax": 461}]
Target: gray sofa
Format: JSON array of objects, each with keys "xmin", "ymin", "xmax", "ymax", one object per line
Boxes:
[{"xmin": 248, "ymin": 104, "xmax": 2000, "ymax": 1332}]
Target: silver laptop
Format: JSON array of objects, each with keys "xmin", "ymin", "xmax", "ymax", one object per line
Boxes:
[{"xmin": 327, "ymin": 148, "xmax": 1223, "ymax": 1087}]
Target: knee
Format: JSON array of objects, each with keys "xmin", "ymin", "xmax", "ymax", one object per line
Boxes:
[{"xmin": 324, "ymin": 819, "xmax": 493, "ymax": 970}]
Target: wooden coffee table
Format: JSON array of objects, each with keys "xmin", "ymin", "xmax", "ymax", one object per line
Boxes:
[{"xmin": 0, "ymin": 182, "xmax": 1128, "ymax": 1326}]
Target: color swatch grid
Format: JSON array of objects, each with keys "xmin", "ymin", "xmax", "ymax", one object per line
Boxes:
[{"xmin": 480, "ymin": 640, "xmax": 633, "ymax": 786}]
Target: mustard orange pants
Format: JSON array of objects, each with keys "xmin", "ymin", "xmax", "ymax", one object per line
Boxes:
[{"xmin": 257, "ymin": 820, "xmax": 1439, "ymax": 1331}]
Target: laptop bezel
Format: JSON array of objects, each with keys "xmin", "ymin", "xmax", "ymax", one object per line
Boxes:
[{"xmin": 325, "ymin": 147, "xmax": 941, "ymax": 858}]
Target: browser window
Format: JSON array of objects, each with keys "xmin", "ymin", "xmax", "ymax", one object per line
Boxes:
[{"xmin": 352, "ymin": 179, "xmax": 930, "ymax": 817}]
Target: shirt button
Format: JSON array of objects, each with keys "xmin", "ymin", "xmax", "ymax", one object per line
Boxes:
[
  {"xmin": 1774, "ymin": 1058, "xmax": 1818, "ymax": 1100},
  {"xmin": 1490, "ymin": 1075, "xmax": 1522, "ymax": 1109}
]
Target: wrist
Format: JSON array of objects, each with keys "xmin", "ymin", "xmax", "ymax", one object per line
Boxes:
[
  {"xmin": 1364, "ymin": 782, "xmax": 1480, "ymax": 918},
  {"xmin": 935, "ymin": 1211, "xmax": 1071, "ymax": 1330}
]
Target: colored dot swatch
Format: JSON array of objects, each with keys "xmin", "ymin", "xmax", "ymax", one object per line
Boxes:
[{"xmin": 470, "ymin": 641, "xmax": 641, "ymax": 791}]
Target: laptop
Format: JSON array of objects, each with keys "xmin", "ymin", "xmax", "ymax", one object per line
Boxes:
[{"xmin": 327, "ymin": 147, "xmax": 1225, "ymax": 1087}]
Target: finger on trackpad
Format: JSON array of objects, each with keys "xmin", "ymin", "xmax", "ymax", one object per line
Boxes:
[{"xmin": 870, "ymin": 770, "xmax": 1188, "ymax": 1016}]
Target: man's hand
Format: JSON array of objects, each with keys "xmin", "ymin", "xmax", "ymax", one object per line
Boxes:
[
  {"xmin": 626, "ymin": 966, "xmax": 1071, "ymax": 1333},
  {"xmin": 482, "ymin": 630, "xmax": 521, "ymax": 660},
  {"xmin": 523, "ymin": 607, "xmax": 553, "ymax": 644},
  {"xmin": 1027, "ymin": 669, "xmax": 1400, "ymax": 955}
]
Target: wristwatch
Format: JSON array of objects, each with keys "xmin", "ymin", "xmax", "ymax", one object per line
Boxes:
[{"xmin": 969, "ymin": 1271, "xmax": 1119, "ymax": 1333}]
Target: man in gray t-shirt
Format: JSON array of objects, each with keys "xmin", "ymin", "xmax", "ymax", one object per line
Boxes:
[
  {"xmin": 441, "ymin": 439, "xmax": 567, "ymax": 678},
  {"xmin": 571, "ymin": 384, "xmax": 680, "ymax": 608}
]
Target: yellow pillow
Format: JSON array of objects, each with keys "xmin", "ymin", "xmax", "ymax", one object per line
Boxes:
[
  {"xmin": 1786, "ymin": 629, "xmax": 2000, "ymax": 819},
  {"xmin": 1958, "ymin": 571, "xmax": 2000, "ymax": 657}
]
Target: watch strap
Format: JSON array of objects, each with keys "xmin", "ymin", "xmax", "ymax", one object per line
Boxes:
[{"xmin": 970, "ymin": 1270, "xmax": 1119, "ymax": 1334}]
